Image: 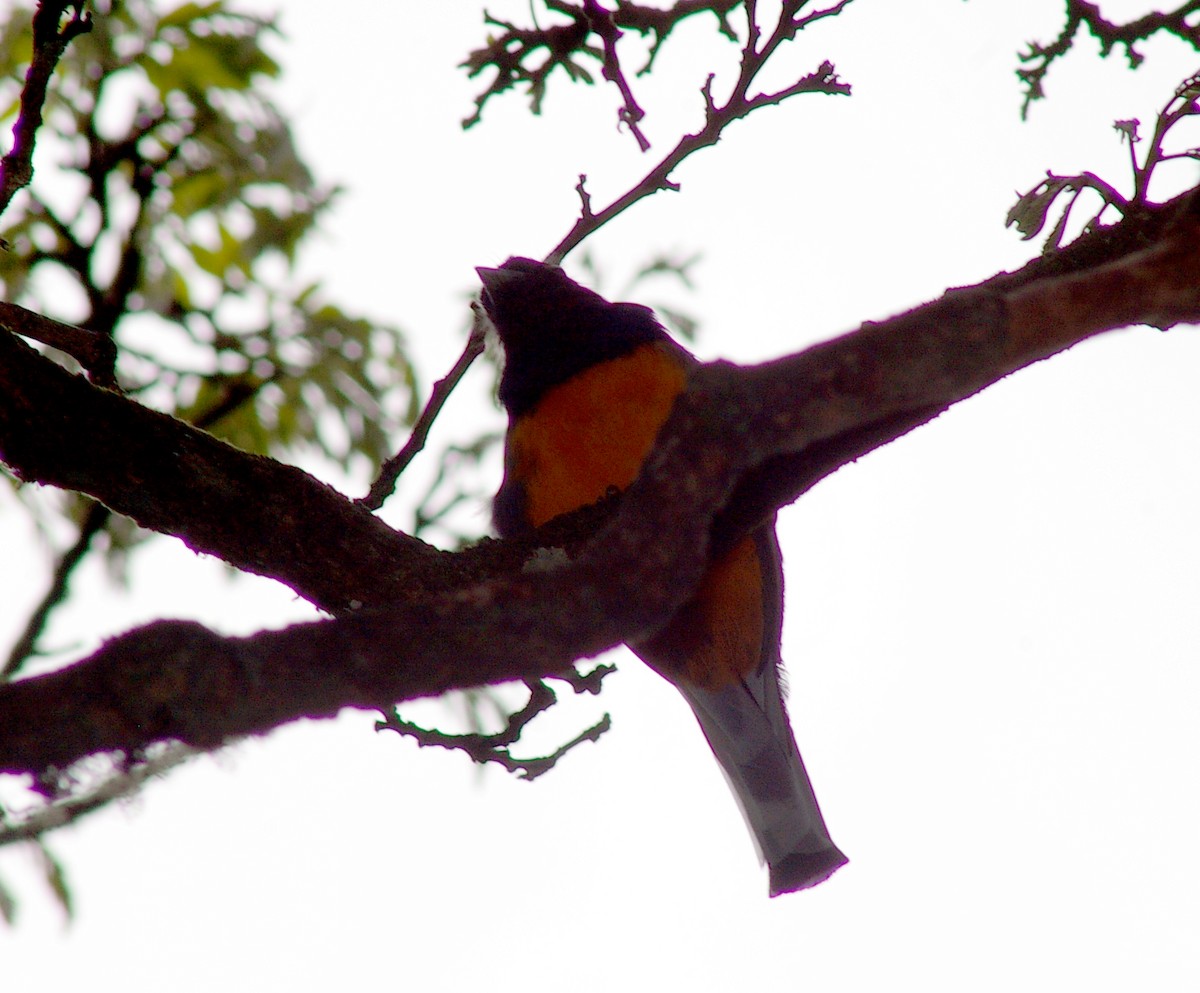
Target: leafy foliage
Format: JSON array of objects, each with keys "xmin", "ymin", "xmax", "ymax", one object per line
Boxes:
[
  {"xmin": 0, "ymin": 0, "xmax": 421, "ymax": 920},
  {"xmin": 0, "ymin": 0, "xmax": 416, "ymax": 481}
]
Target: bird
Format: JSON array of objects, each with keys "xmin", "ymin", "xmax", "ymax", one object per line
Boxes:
[{"xmin": 477, "ymin": 256, "xmax": 847, "ymax": 895}]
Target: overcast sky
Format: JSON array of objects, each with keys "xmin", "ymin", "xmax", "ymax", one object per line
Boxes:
[{"xmin": 3, "ymin": 2, "xmax": 1199, "ymax": 990}]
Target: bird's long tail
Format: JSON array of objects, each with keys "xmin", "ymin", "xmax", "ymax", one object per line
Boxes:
[{"xmin": 676, "ymin": 668, "xmax": 847, "ymax": 895}]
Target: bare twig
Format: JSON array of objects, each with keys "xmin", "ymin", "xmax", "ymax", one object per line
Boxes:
[
  {"xmin": 549, "ymin": 661, "xmax": 617, "ymax": 695},
  {"xmin": 462, "ymin": 1, "xmax": 744, "ymax": 128},
  {"xmin": 1018, "ymin": 0, "xmax": 1200, "ymax": 119},
  {"xmin": 582, "ymin": 0, "xmax": 650, "ymax": 150},
  {"xmin": 460, "ymin": 9, "xmax": 591, "ymax": 127},
  {"xmin": 0, "ymin": 2, "xmax": 92, "ymax": 220},
  {"xmin": 360, "ymin": 309, "xmax": 487, "ymax": 511},
  {"xmin": 1131, "ymin": 72, "xmax": 1200, "ymax": 202},
  {"xmin": 377, "ymin": 679, "xmax": 610, "ymax": 781},
  {"xmin": 574, "ymin": 173, "xmax": 595, "ymax": 218},
  {"xmin": 465, "ymin": 1, "xmax": 854, "ymax": 260},
  {"xmin": 1, "ymin": 502, "xmax": 109, "ymax": 682},
  {"xmin": 1008, "ymin": 69, "xmax": 1200, "ymax": 250},
  {"xmin": 549, "ymin": 51, "xmax": 849, "ymax": 261}
]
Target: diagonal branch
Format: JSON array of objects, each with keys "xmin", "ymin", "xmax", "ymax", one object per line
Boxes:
[
  {"xmin": 0, "ymin": 302, "xmax": 117, "ymax": 387},
  {"xmin": 360, "ymin": 309, "xmax": 487, "ymax": 511},
  {"xmin": 0, "ymin": 187, "xmax": 1197, "ymax": 782},
  {"xmin": 1, "ymin": 373, "xmax": 289, "ymax": 682},
  {"xmin": 549, "ymin": 59, "xmax": 849, "ymax": 261},
  {"xmin": 0, "ymin": 2, "xmax": 92, "ymax": 219},
  {"xmin": 0, "ymin": 320, "xmax": 445, "ymax": 614},
  {"xmin": 548, "ymin": 0, "xmax": 853, "ymax": 261}
]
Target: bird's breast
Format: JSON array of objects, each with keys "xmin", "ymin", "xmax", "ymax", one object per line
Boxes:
[{"xmin": 505, "ymin": 341, "xmax": 689, "ymax": 528}]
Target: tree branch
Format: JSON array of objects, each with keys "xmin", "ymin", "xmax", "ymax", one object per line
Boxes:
[
  {"xmin": 0, "ymin": 302, "xmax": 118, "ymax": 387},
  {"xmin": 0, "ymin": 1, "xmax": 92, "ymax": 219},
  {"xmin": 360, "ymin": 308, "xmax": 487, "ymax": 511},
  {"xmin": 1018, "ymin": 1, "xmax": 1200, "ymax": 119},
  {"xmin": 377, "ymin": 677, "xmax": 612, "ymax": 781},
  {"xmin": 1, "ymin": 373, "xmax": 284, "ymax": 682},
  {"xmin": 0, "ymin": 317, "xmax": 444, "ymax": 615},
  {"xmin": 548, "ymin": 16, "xmax": 851, "ymax": 262},
  {"xmin": 0, "ymin": 188, "xmax": 1197, "ymax": 782}
]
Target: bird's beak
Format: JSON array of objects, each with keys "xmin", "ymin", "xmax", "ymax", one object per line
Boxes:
[
  {"xmin": 475, "ymin": 266, "xmax": 518, "ymax": 293},
  {"xmin": 476, "ymin": 266, "xmax": 518, "ymax": 315}
]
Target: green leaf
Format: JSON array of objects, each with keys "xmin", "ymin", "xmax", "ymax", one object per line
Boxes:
[
  {"xmin": 0, "ymin": 0, "xmax": 420, "ymax": 556},
  {"xmin": 0, "ymin": 872, "xmax": 16, "ymax": 926},
  {"xmin": 35, "ymin": 840, "xmax": 73, "ymax": 922},
  {"xmin": 1005, "ymin": 175, "xmax": 1074, "ymax": 240},
  {"xmin": 168, "ymin": 169, "xmax": 227, "ymax": 219},
  {"xmin": 138, "ymin": 3, "xmax": 278, "ymax": 100},
  {"xmin": 1112, "ymin": 118, "xmax": 1140, "ymax": 144},
  {"xmin": 158, "ymin": 2, "xmax": 224, "ymax": 30}
]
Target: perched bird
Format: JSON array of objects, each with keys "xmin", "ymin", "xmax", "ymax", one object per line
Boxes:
[{"xmin": 478, "ymin": 257, "xmax": 847, "ymax": 895}]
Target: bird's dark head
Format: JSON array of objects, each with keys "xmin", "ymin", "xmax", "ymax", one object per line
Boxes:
[
  {"xmin": 476, "ymin": 256, "xmax": 666, "ymax": 416},
  {"xmin": 476, "ymin": 257, "xmax": 606, "ymax": 348}
]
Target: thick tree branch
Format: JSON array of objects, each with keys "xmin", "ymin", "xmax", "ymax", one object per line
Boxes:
[
  {"xmin": 0, "ymin": 321, "xmax": 444, "ymax": 613},
  {"xmin": 0, "ymin": 303, "xmax": 117, "ymax": 387},
  {"xmin": 0, "ymin": 189, "xmax": 1197, "ymax": 780},
  {"xmin": 2, "ymin": 374, "xmax": 285, "ymax": 682}
]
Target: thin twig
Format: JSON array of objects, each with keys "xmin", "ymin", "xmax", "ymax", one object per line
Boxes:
[
  {"xmin": 1135, "ymin": 72, "xmax": 1200, "ymax": 201},
  {"xmin": 583, "ymin": 0, "xmax": 650, "ymax": 150},
  {"xmin": 376, "ymin": 678, "xmax": 611, "ymax": 780},
  {"xmin": 549, "ymin": 52, "xmax": 849, "ymax": 261},
  {"xmin": 1, "ymin": 502, "xmax": 108, "ymax": 681},
  {"xmin": 359, "ymin": 308, "xmax": 487, "ymax": 511},
  {"xmin": 548, "ymin": 662, "xmax": 617, "ymax": 695},
  {"xmin": 574, "ymin": 173, "xmax": 594, "ymax": 218},
  {"xmin": 0, "ymin": 2, "xmax": 92, "ymax": 220},
  {"xmin": 1017, "ymin": 0, "xmax": 1200, "ymax": 119}
]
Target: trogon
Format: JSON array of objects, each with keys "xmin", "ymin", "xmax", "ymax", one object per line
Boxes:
[{"xmin": 477, "ymin": 256, "xmax": 847, "ymax": 895}]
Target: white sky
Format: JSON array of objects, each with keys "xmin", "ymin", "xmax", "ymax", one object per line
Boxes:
[{"xmin": 3, "ymin": 1, "xmax": 1200, "ymax": 990}]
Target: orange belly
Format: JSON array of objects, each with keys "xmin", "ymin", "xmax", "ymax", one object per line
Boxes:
[
  {"xmin": 506, "ymin": 342, "xmax": 689, "ymax": 527},
  {"xmin": 633, "ymin": 531, "xmax": 768, "ymax": 690},
  {"xmin": 506, "ymin": 340, "xmax": 771, "ymax": 689}
]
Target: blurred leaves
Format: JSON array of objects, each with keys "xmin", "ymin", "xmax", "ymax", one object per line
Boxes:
[
  {"xmin": 0, "ymin": 4, "xmax": 426, "ymax": 920},
  {"xmin": 0, "ymin": 0, "xmax": 417, "ymax": 546},
  {"xmin": 0, "ymin": 869, "xmax": 14, "ymax": 925}
]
